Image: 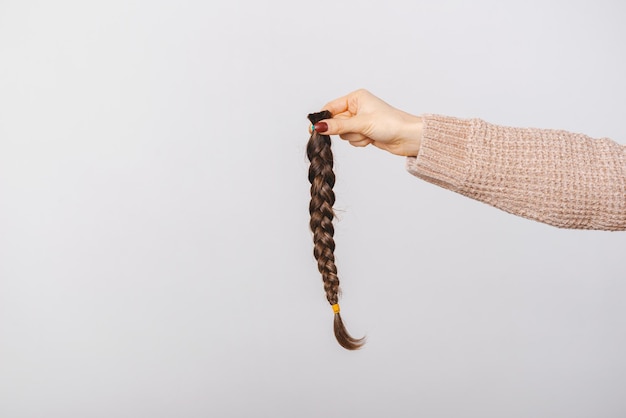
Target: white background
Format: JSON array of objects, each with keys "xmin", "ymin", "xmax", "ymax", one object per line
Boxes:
[{"xmin": 1, "ymin": 1, "xmax": 626, "ymax": 417}]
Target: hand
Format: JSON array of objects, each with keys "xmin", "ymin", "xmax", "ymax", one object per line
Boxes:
[{"xmin": 313, "ymin": 89, "xmax": 423, "ymax": 157}]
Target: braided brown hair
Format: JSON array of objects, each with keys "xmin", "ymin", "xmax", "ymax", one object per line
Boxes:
[{"xmin": 307, "ymin": 110, "xmax": 366, "ymax": 350}]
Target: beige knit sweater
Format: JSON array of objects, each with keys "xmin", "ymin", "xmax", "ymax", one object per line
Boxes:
[{"xmin": 406, "ymin": 115, "xmax": 626, "ymax": 230}]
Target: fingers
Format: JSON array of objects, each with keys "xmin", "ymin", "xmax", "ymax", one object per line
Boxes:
[
  {"xmin": 321, "ymin": 88, "xmax": 371, "ymax": 117},
  {"xmin": 310, "ymin": 89, "xmax": 376, "ymax": 144},
  {"xmin": 317, "ymin": 114, "xmax": 368, "ymax": 136},
  {"xmin": 322, "ymin": 93, "xmax": 352, "ymax": 117},
  {"xmin": 308, "ymin": 120, "xmax": 372, "ymax": 148},
  {"xmin": 348, "ymin": 138, "xmax": 374, "ymax": 148},
  {"xmin": 340, "ymin": 132, "xmax": 367, "ymax": 142}
]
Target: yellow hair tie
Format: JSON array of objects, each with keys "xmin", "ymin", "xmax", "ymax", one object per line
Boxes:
[{"xmin": 331, "ymin": 303, "xmax": 340, "ymax": 314}]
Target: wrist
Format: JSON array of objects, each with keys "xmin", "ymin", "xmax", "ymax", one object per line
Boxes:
[{"xmin": 400, "ymin": 114, "xmax": 423, "ymax": 157}]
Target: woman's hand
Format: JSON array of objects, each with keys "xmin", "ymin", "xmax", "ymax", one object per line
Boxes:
[{"xmin": 313, "ymin": 89, "xmax": 423, "ymax": 157}]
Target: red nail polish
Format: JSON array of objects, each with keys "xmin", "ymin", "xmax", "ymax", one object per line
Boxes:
[{"xmin": 314, "ymin": 122, "xmax": 328, "ymax": 133}]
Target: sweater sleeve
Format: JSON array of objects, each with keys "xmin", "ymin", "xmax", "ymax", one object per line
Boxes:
[{"xmin": 406, "ymin": 114, "xmax": 626, "ymax": 230}]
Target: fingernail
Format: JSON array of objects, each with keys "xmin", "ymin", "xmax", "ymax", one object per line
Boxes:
[{"xmin": 314, "ymin": 122, "xmax": 328, "ymax": 133}]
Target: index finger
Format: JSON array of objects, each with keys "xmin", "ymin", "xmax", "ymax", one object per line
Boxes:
[
  {"xmin": 322, "ymin": 93, "xmax": 351, "ymax": 117},
  {"xmin": 322, "ymin": 89, "xmax": 365, "ymax": 117}
]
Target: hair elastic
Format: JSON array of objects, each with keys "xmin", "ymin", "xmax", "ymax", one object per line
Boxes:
[{"xmin": 332, "ymin": 303, "xmax": 340, "ymax": 314}]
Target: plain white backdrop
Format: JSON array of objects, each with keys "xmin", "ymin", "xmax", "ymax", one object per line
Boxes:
[{"xmin": 1, "ymin": 0, "xmax": 626, "ymax": 417}]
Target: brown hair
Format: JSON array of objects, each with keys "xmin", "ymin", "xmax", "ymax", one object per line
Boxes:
[{"xmin": 307, "ymin": 110, "xmax": 366, "ymax": 350}]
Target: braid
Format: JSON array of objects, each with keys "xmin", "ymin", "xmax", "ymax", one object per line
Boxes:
[{"xmin": 307, "ymin": 110, "xmax": 365, "ymax": 350}]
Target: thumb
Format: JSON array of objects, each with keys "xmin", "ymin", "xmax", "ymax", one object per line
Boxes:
[{"xmin": 317, "ymin": 115, "xmax": 368, "ymax": 136}]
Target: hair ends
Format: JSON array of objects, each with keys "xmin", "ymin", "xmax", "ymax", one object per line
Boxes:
[{"xmin": 333, "ymin": 313, "xmax": 366, "ymax": 350}]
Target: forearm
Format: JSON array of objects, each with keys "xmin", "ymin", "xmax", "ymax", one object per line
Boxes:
[{"xmin": 406, "ymin": 115, "xmax": 626, "ymax": 230}]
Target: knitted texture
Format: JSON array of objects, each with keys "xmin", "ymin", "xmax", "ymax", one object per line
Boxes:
[{"xmin": 407, "ymin": 115, "xmax": 626, "ymax": 230}]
